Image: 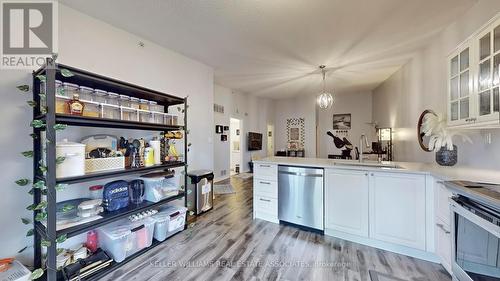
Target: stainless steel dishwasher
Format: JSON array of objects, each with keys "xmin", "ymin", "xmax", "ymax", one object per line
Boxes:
[{"xmin": 278, "ymin": 165, "xmax": 324, "ymax": 231}]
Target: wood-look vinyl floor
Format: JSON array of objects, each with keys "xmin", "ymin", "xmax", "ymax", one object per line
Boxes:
[{"xmin": 100, "ymin": 176, "xmax": 451, "ymax": 281}]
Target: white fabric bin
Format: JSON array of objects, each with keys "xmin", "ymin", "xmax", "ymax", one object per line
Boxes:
[
  {"xmin": 152, "ymin": 206, "xmax": 187, "ymax": 241},
  {"xmin": 98, "ymin": 217, "xmax": 155, "ymax": 262}
]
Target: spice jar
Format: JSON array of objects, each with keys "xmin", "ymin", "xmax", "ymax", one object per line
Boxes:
[
  {"xmin": 106, "ymin": 92, "xmax": 119, "ymax": 105},
  {"xmin": 93, "ymin": 89, "xmax": 107, "ymax": 104},
  {"xmin": 63, "ymin": 82, "xmax": 79, "ymax": 98},
  {"xmin": 82, "ymin": 101, "xmax": 100, "ymax": 118},
  {"xmin": 139, "ymin": 99, "xmax": 149, "ymax": 110},
  {"xmin": 130, "ymin": 97, "xmax": 140, "ymax": 109},
  {"xmin": 79, "ymin": 86, "xmax": 94, "ymax": 101},
  {"xmin": 119, "ymin": 95, "xmax": 131, "ymax": 107}
]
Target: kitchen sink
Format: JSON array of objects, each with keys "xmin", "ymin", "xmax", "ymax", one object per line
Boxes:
[{"xmin": 333, "ymin": 160, "xmax": 404, "ymax": 169}]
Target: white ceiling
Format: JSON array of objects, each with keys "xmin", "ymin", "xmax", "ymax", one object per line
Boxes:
[{"xmin": 60, "ymin": 0, "xmax": 476, "ymax": 99}]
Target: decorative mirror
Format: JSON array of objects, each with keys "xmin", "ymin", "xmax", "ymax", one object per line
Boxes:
[{"xmin": 417, "ymin": 109, "xmax": 437, "ymax": 152}]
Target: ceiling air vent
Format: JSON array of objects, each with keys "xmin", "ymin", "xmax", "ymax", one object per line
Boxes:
[{"xmin": 214, "ymin": 103, "xmax": 224, "ymax": 114}]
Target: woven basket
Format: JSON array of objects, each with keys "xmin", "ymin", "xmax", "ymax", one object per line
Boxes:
[{"xmin": 85, "ymin": 156, "xmax": 125, "ymax": 173}]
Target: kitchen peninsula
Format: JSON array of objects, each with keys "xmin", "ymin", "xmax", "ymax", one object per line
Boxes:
[{"xmin": 252, "ymin": 156, "xmax": 500, "ymax": 274}]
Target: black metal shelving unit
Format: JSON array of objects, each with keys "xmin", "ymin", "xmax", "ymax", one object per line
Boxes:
[{"xmin": 32, "ymin": 59, "xmax": 188, "ymax": 281}]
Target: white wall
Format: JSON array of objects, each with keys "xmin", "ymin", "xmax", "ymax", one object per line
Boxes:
[
  {"xmin": 274, "ymin": 95, "xmax": 317, "ymax": 157},
  {"xmin": 213, "ymin": 84, "xmax": 232, "ymax": 180},
  {"xmin": 0, "ymin": 4, "xmax": 214, "ymax": 264},
  {"xmin": 213, "ymin": 85, "xmax": 274, "ymax": 178},
  {"xmin": 372, "ymin": 0, "xmax": 500, "ymax": 169},
  {"xmin": 318, "ymin": 91, "xmax": 375, "ymax": 159}
]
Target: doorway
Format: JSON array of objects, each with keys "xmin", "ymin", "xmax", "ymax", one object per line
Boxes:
[
  {"xmin": 267, "ymin": 124, "xmax": 274, "ymax": 157},
  {"xmin": 230, "ymin": 118, "xmax": 242, "ymax": 175}
]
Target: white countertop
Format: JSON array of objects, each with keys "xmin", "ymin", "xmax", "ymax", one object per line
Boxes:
[{"xmin": 253, "ymin": 157, "xmax": 500, "ymax": 183}]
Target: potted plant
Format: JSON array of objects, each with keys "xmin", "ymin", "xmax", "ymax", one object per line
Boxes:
[{"xmin": 420, "ymin": 112, "xmax": 472, "ymax": 166}]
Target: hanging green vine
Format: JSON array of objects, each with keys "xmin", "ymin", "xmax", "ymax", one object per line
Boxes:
[{"xmin": 14, "ymin": 59, "xmax": 75, "ymax": 279}]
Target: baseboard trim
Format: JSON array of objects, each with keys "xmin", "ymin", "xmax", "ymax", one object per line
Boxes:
[{"xmin": 325, "ymin": 229, "xmax": 440, "ymax": 264}]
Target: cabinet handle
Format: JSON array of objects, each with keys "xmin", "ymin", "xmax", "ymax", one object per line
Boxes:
[
  {"xmin": 260, "ymin": 165, "xmax": 271, "ymax": 168},
  {"xmin": 370, "ymin": 173, "xmax": 374, "ymax": 176},
  {"xmin": 260, "ymin": 181, "xmax": 271, "ymax": 185},
  {"xmin": 259, "ymin": 198, "xmax": 271, "ymax": 202},
  {"xmin": 365, "ymin": 173, "xmax": 368, "ymax": 176},
  {"xmin": 436, "ymin": 223, "xmax": 451, "ymax": 234}
]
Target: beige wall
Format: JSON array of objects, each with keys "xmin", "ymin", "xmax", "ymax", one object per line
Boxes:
[{"xmin": 373, "ymin": 0, "xmax": 500, "ymax": 169}]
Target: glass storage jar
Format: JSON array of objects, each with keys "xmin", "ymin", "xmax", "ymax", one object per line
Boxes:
[
  {"xmin": 139, "ymin": 99, "xmax": 149, "ymax": 110},
  {"xmin": 139, "ymin": 110, "xmax": 154, "ymax": 123},
  {"xmin": 102, "ymin": 104, "xmax": 120, "ymax": 120},
  {"xmin": 163, "ymin": 114, "xmax": 172, "ymax": 125},
  {"xmin": 119, "ymin": 95, "xmax": 131, "ymax": 107},
  {"xmin": 82, "ymin": 101, "xmax": 100, "ymax": 118},
  {"xmin": 63, "ymin": 82, "xmax": 79, "ymax": 98},
  {"xmin": 93, "ymin": 89, "xmax": 107, "ymax": 104},
  {"xmin": 106, "ymin": 92, "xmax": 119, "ymax": 105},
  {"xmin": 79, "ymin": 86, "xmax": 94, "ymax": 101},
  {"xmin": 171, "ymin": 114, "xmax": 179, "ymax": 125},
  {"xmin": 130, "ymin": 97, "xmax": 140, "ymax": 109},
  {"xmin": 121, "ymin": 107, "xmax": 138, "ymax": 121}
]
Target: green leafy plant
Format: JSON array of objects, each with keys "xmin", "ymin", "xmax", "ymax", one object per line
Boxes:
[
  {"xmin": 21, "ymin": 151, "xmax": 34, "ymax": 158},
  {"xmin": 60, "ymin": 69, "xmax": 74, "ymax": 77},
  {"xmin": 17, "ymin": 85, "xmax": 30, "ymax": 92}
]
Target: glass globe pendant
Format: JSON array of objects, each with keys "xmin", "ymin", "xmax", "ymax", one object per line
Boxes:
[{"xmin": 316, "ymin": 65, "xmax": 333, "ymax": 109}]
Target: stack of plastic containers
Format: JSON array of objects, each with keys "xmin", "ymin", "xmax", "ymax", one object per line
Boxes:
[
  {"xmin": 98, "ymin": 217, "xmax": 155, "ymax": 262},
  {"xmin": 152, "ymin": 206, "xmax": 187, "ymax": 242}
]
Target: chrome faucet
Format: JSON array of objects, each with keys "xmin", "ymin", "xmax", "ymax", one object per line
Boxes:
[{"xmin": 359, "ymin": 134, "xmax": 370, "ymax": 163}]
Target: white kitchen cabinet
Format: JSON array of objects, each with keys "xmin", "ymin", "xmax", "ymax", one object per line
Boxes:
[
  {"xmin": 447, "ymin": 13, "xmax": 500, "ymax": 128},
  {"xmin": 448, "ymin": 42, "xmax": 474, "ymax": 127},
  {"xmin": 369, "ymin": 172, "xmax": 427, "ymax": 250},
  {"xmin": 435, "ymin": 217, "xmax": 452, "ymax": 274},
  {"xmin": 253, "ymin": 163, "xmax": 278, "ymax": 223},
  {"xmin": 325, "ymin": 169, "xmax": 369, "ymax": 237},
  {"xmin": 435, "ymin": 181, "xmax": 453, "ymax": 226}
]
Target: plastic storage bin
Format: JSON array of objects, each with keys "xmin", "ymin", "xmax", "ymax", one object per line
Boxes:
[
  {"xmin": 63, "ymin": 82, "xmax": 79, "ymax": 97},
  {"xmin": 56, "ymin": 95, "xmax": 70, "ymax": 114},
  {"xmin": 142, "ymin": 172, "xmax": 181, "ymax": 203},
  {"xmin": 130, "ymin": 97, "xmax": 140, "ymax": 109},
  {"xmin": 152, "ymin": 206, "xmax": 187, "ymax": 241},
  {"xmin": 119, "ymin": 95, "xmax": 131, "ymax": 107},
  {"xmin": 107, "ymin": 92, "xmax": 120, "ymax": 105},
  {"xmin": 98, "ymin": 217, "xmax": 155, "ymax": 263}
]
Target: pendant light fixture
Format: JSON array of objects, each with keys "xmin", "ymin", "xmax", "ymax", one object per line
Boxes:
[{"xmin": 317, "ymin": 65, "xmax": 334, "ymax": 109}]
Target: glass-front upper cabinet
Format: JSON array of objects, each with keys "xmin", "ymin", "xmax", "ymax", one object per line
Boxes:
[
  {"xmin": 474, "ymin": 18, "xmax": 500, "ymax": 123},
  {"xmin": 448, "ymin": 43, "xmax": 473, "ymax": 126}
]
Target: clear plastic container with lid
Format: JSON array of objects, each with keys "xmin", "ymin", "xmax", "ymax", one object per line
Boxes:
[
  {"xmin": 154, "ymin": 112, "xmax": 165, "ymax": 124},
  {"xmin": 121, "ymin": 107, "xmax": 138, "ymax": 121},
  {"xmin": 82, "ymin": 101, "xmax": 100, "ymax": 118},
  {"xmin": 130, "ymin": 97, "xmax": 140, "ymax": 109},
  {"xmin": 79, "ymin": 86, "xmax": 94, "ymax": 101},
  {"xmin": 63, "ymin": 82, "xmax": 79, "ymax": 98},
  {"xmin": 139, "ymin": 110, "xmax": 154, "ymax": 123},
  {"xmin": 56, "ymin": 95, "xmax": 70, "ymax": 114},
  {"xmin": 102, "ymin": 104, "xmax": 120, "ymax": 120},
  {"xmin": 139, "ymin": 99, "xmax": 149, "ymax": 110},
  {"xmin": 119, "ymin": 95, "xmax": 131, "ymax": 107},
  {"xmin": 93, "ymin": 89, "xmax": 108, "ymax": 103},
  {"xmin": 149, "ymin": 101, "xmax": 164, "ymax": 113},
  {"xmin": 106, "ymin": 92, "xmax": 119, "ymax": 105}
]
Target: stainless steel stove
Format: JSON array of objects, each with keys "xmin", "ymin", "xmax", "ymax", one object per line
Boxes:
[{"xmin": 444, "ymin": 181, "xmax": 500, "ymax": 281}]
